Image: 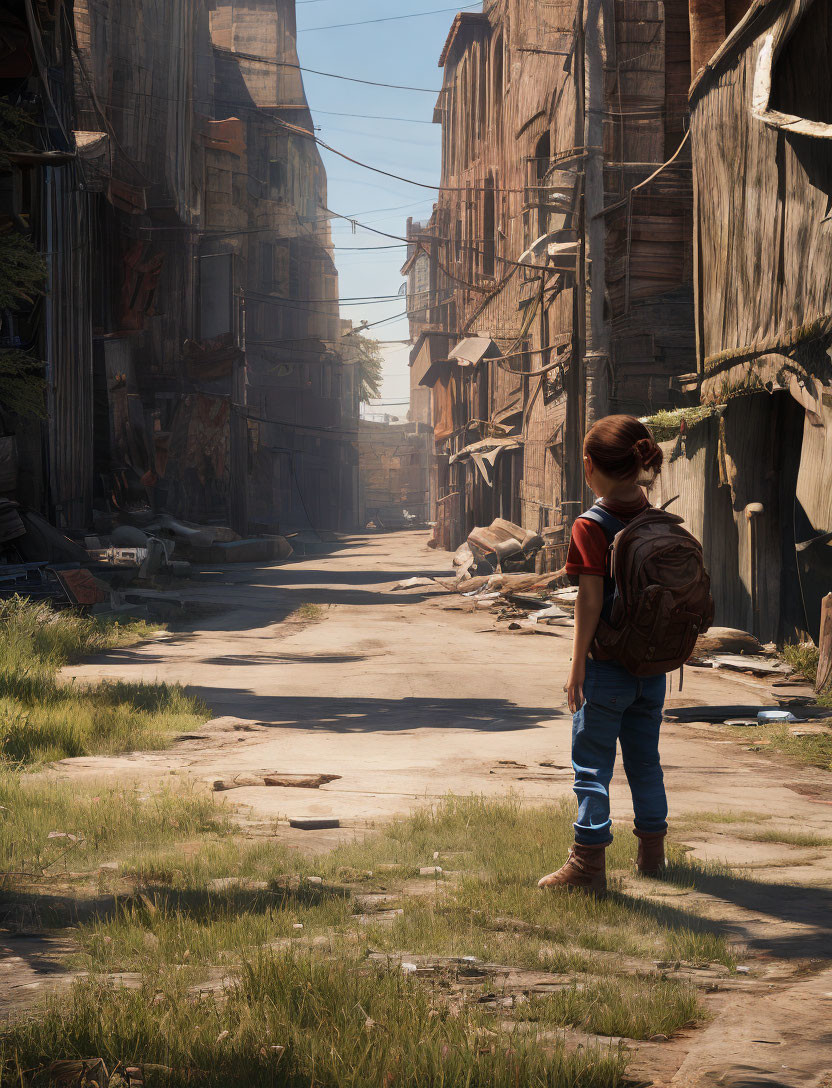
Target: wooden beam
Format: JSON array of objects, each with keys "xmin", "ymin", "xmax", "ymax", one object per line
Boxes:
[{"xmin": 817, "ymin": 593, "xmax": 832, "ymax": 697}]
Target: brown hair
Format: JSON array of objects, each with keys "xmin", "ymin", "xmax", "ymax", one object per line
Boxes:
[{"xmin": 584, "ymin": 414, "xmax": 663, "ymax": 480}]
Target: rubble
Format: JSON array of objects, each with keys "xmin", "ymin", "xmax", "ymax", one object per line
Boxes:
[{"xmin": 467, "ymin": 518, "xmax": 544, "ymax": 573}]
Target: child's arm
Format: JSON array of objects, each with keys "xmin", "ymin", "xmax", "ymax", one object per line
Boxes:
[{"xmin": 565, "ymin": 575, "xmax": 604, "ymax": 712}]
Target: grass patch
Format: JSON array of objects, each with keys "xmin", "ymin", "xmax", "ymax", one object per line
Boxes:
[
  {"xmin": 726, "ymin": 723, "xmax": 832, "ymax": 772},
  {"xmin": 0, "ymin": 793, "xmax": 742, "ymax": 1084},
  {"xmin": 294, "ymin": 602, "xmax": 324, "ymax": 621},
  {"xmin": 781, "ymin": 642, "xmax": 820, "ymax": 683},
  {"xmin": 522, "ymin": 977, "xmax": 700, "ymax": 1040},
  {"xmin": 0, "ymin": 597, "xmax": 206, "ymax": 764},
  {"xmin": 676, "ymin": 810, "xmax": 773, "ymax": 828},
  {"xmin": 735, "ymin": 828, "xmax": 832, "ymax": 848},
  {"xmin": 0, "ymin": 959, "xmax": 630, "ymax": 1088},
  {"xmin": 0, "ymin": 771, "xmax": 231, "ymax": 881},
  {"xmin": 781, "ymin": 642, "xmax": 830, "ymax": 708}
]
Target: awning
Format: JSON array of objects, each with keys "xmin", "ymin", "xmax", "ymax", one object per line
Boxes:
[
  {"xmin": 449, "ymin": 337, "xmax": 502, "ymax": 366},
  {"xmin": 450, "ymin": 437, "xmax": 522, "ymax": 487},
  {"xmin": 74, "ymin": 130, "xmax": 109, "ymax": 158},
  {"xmin": 419, "ymin": 359, "xmax": 452, "ymax": 387}
]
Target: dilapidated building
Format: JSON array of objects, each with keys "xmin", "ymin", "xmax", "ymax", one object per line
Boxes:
[
  {"xmin": 653, "ymin": 0, "xmax": 832, "ymax": 644},
  {"xmin": 411, "ymin": 0, "xmax": 699, "ymax": 556},
  {"xmin": 0, "ymin": 0, "xmax": 355, "ymax": 537}
]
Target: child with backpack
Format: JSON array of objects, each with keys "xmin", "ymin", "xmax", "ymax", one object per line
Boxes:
[{"xmin": 538, "ymin": 414, "xmax": 713, "ymax": 893}]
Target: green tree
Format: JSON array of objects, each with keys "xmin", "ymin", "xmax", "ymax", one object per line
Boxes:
[
  {"xmin": 349, "ymin": 333, "xmax": 384, "ymax": 404},
  {"xmin": 0, "ymin": 350, "xmax": 46, "ymax": 418},
  {"xmin": 0, "ymin": 228, "xmax": 47, "ymax": 311}
]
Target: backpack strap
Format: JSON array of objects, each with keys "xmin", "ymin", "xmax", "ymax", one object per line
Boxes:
[
  {"xmin": 579, "ymin": 503, "xmax": 626, "ymax": 543},
  {"xmin": 577, "ymin": 503, "xmax": 626, "ymax": 622}
]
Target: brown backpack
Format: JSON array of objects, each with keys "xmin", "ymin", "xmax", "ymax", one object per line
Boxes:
[{"xmin": 582, "ymin": 503, "xmax": 714, "ymax": 677}]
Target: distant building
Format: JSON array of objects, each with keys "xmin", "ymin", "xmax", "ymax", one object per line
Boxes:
[{"xmin": 0, "ymin": 0, "xmax": 355, "ymax": 535}]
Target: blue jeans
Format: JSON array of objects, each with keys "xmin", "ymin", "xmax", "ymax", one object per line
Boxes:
[{"xmin": 571, "ymin": 657, "xmax": 668, "ymax": 845}]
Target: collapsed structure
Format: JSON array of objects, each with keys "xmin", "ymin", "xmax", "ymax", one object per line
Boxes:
[
  {"xmin": 405, "ymin": 0, "xmax": 831, "ymax": 644},
  {"xmin": 0, "ymin": 0, "xmax": 357, "ymax": 539}
]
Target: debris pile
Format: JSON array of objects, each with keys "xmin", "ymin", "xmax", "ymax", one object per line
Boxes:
[
  {"xmin": 0, "ymin": 499, "xmax": 293, "ymax": 617},
  {"xmin": 392, "ymin": 518, "xmax": 572, "ymax": 634}
]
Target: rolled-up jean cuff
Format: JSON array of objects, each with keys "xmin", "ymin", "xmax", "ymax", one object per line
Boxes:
[
  {"xmin": 574, "ymin": 825, "xmax": 614, "ymax": 847},
  {"xmin": 634, "ymin": 820, "xmax": 668, "ymax": 834}
]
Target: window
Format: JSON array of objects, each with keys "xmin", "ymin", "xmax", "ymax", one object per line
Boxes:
[
  {"xmin": 492, "ymin": 32, "xmax": 504, "ymax": 130},
  {"xmin": 482, "ymin": 175, "xmax": 496, "ymax": 277},
  {"xmin": 269, "ymin": 160, "xmax": 286, "ymax": 194},
  {"xmin": 535, "ymin": 131, "xmax": 552, "ymax": 236},
  {"xmin": 259, "ymin": 242, "xmax": 275, "ymax": 286}
]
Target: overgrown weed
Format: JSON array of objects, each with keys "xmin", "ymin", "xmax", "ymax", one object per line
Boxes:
[{"xmin": 0, "ymin": 597, "xmax": 205, "ymax": 764}]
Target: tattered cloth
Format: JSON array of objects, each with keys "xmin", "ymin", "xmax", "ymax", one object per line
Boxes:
[{"xmin": 450, "ymin": 437, "xmax": 522, "ymax": 486}]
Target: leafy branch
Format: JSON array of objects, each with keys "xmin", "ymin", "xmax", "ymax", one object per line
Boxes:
[
  {"xmin": 0, "ymin": 349, "xmax": 46, "ymax": 418},
  {"xmin": 0, "ymin": 228, "xmax": 47, "ymax": 311},
  {"xmin": 347, "ymin": 333, "xmax": 384, "ymax": 404}
]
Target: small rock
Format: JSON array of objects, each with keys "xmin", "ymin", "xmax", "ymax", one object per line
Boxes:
[
  {"xmin": 419, "ymin": 866, "xmax": 442, "ymax": 876},
  {"xmin": 736, "ymin": 966, "xmax": 750, "ymax": 974},
  {"xmin": 306, "ymin": 876, "xmax": 323, "ymax": 886},
  {"xmin": 400, "ymin": 962, "xmax": 418, "ymax": 973},
  {"xmin": 293, "ymin": 923, "xmax": 304, "ymax": 930},
  {"xmin": 288, "ymin": 817, "xmax": 341, "ymax": 830},
  {"xmin": 208, "ymin": 877, "xmax": 241, "ymax": 892},
  {"xmin": 649, "ymin": 1034, "xmax": 669, "ymax": 1043}
]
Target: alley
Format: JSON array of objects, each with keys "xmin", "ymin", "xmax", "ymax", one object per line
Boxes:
[{"xmin": 60, "ymin": 532, "xmax": 832, "ymax": 874}]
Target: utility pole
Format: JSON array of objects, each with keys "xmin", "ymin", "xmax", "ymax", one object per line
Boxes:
[{"xmin": 582, "ymin": 0, "xmax": 611, "ymax": 434}]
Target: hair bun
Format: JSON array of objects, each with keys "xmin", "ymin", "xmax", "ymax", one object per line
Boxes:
[{"xmin": 634, "ymin": 437, "xmax": 661, "ymax": 470}]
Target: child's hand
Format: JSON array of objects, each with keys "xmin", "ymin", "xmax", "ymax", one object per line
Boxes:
[{"xmin": 564, "ymin": 661, "xmax": 586, "ymax": 713}]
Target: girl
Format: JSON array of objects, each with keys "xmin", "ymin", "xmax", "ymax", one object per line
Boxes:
[{"xmin": 538, "ymin": 414, "xmax": 667, "ymax": 893}]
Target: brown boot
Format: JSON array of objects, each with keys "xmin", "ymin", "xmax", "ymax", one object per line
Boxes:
[
  {"xmin": 537, "ymin": 843, "xmax": 608, "ymax": 893},
  {"xmin": 634, "ymin": 829, "xmax": 666, "ymax": 876}
]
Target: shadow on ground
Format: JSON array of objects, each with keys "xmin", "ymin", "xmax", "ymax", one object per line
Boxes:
[
  {"xmin": 647, "ymin": 865, "xmax": 832, "ymax": 959},
  {"xmin": 185, "ymin": 694, "xmax": 560, "ymax": 733}
]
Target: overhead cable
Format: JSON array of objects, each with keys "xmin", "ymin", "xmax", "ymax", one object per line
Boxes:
[
  {"xmin": 215, "ymin": 53, "xmax": 440, "ymax": 93},
  {"xmin": 298, "ymin": 3, "xmax": 480, "ymax": 32},
  {"xmin": 273, "ymin": 114, "xmax": 585, "ymax": 194}
]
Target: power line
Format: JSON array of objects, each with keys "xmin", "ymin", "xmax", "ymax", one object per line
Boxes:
[
  {"xmin": 333, "ymin": 243, "xmax": 408, "ymax": 251},
  {"xmin": 273, "ymin": 113, "xmax": 585, "ymax": 194},
  {"xmin": 215, "ymin": 52, "xmax": 440, "ymax": 93},
  {"xmin": 311, "ymin": 108, "xmax": 434, "ymax": 125},
  {"xmin": 298, "ymin": 3, "xmax": 480, "ymax": 33}
]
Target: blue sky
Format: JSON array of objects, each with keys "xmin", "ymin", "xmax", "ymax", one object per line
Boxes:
[{"xmin": 294, "ymin": 1, "xmax": 466, "ymax": 416}]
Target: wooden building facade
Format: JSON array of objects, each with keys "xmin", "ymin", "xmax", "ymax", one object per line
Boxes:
[
  {"xmin": 1, "ymin": 0, "xmax": 355, "ymax": 537},
  {"xmin": 653, "ymin": 0, "xmax": 832, "ymax": 643},
  {"xmin": 411, "ymin": 0, "xmax": 699, "ymax": 554}
]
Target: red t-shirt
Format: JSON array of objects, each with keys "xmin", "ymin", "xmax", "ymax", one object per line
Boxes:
[{"xmin": 565, "ymin": 494, "xmax": 651, "ymax": 580}]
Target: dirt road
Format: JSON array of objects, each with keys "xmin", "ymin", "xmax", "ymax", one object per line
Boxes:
[
  {"xmin": 61, "ymin": 532, "xmax": 832, "ymax": 862},
  {"xmin": 30, "ymin": 532, "xmax": 832, "ymax": 1083}
]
